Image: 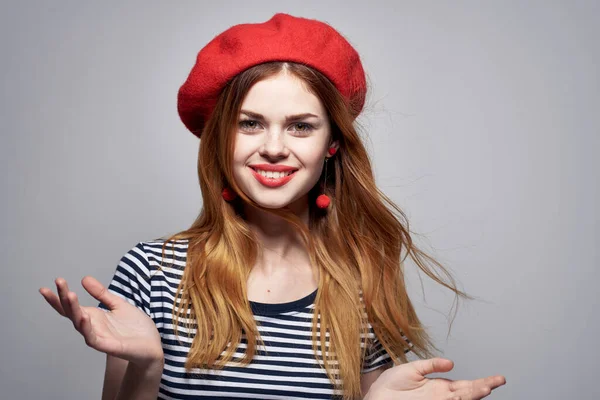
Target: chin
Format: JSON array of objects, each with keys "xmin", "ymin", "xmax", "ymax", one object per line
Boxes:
[
  {"xmin": 242, "ymin": 189, "xmax": 308, "ymax": 211},
  {"xmin": 251, "ymin": 197, "xmax": 295, "ymax": 210}
]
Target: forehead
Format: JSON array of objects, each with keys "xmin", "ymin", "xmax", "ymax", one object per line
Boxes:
[{"xmin": 240, "ymin": 72, "xmax": 326, "ymax": 117}]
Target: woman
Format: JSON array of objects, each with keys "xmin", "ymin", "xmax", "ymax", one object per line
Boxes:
[{"xmin": 40, "ymin": 13, "xmax": 506, "ymax": 400}]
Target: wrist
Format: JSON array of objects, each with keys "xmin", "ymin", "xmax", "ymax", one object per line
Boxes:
[
  {"xmin": 130, "ymin": 348, "xmax": 164, "ymax": 370},
  {"xmin": 115, "ymin": 358, "xmax": 163, "ymax": 400},
  {"xmin": 363, "ymin": 387, "xmax": 382, "ymax": 400},
  {"xmin": 135, "ymin": 356, "xmax": 164, "ymax": 372},
  {"xmin": 363, "ymin": 390, "xmax": 375, "ymax": 400}
]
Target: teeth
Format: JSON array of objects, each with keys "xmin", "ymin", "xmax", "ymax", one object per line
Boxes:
[{"xmin": 255, "ymin": 169, "xmax": 293, "ymax": 179}]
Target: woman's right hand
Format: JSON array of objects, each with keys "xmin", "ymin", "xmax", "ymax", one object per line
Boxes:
[{"xmin": 39, "ymin": 276, "xmax": 163, "ymax": 367}]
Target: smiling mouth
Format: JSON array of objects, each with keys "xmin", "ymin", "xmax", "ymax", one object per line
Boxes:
[
  {"xmin": 249, "ymin": 167, "xmax": 297, "ymax": 178},
  {"xmin": 248, "ymin": 167, "xmax": 298, "ymax": 187}
]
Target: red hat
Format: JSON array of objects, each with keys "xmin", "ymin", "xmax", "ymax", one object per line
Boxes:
[{"xmin": 177, "ymin": 13, "xmax": 367, "ymax": 138}]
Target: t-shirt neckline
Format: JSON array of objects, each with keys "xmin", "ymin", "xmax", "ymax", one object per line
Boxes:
[{"xmin": 249, "ymin": 288, "xmax": 318, "ymax": 315}]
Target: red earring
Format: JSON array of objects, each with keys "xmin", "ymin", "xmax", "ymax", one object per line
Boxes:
[
  {"xmin": 316, "ymin": 147, "xmax": 336, "ymax": 209},
  {"xmin": 222, "ymin": 187, "xmax": 237, "ymax": 201},
  {"xmin": 316, "ymin": 192, "xmax": 330, "ymax": 209}
]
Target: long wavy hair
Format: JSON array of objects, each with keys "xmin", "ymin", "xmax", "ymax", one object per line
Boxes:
[{"xmin": 159, "ymin": 61, "xmax": 470, "ymax": 399}]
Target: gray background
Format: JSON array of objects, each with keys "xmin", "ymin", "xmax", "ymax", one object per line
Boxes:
[{"xmin": 1, "ymin": 1, "xmax": 598, "ymax": 399}]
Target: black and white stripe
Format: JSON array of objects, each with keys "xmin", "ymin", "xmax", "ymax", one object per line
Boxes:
[{"xmin": 98, "ymin": 240, "xmax": 408, "ymax": 399}]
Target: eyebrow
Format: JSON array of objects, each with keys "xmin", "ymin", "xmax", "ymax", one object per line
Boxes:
[{"xmin": 240, "ymin": 110, "xmax": 320, "ymax": 121}]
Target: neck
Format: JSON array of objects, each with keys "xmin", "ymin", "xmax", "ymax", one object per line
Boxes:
[{"xmin": 243, "ymin": 196, "xmax": 311, "ymax": 275}]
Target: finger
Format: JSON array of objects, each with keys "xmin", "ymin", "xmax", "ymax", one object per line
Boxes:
[
  {"xmin": 68, "ymin": 291, "xmax": 86, "ymax": 332},
  {"xmin": 410, "ymin": 358, "xmax": 454, "ymax": 377},
  {"xmin": 449, "ymin": 376, "xmax": 506, "ymax": 399},
  {"xmin": 79, "ymin": 309, "xmax": 98, "ymax": 348},
  {"xmin": 81, "ymin": 276, "xmax": 123, "ymax": 310},
  {"xmin": 450, "ymin": 375, "xmax": 506, "ymax": 392},
  {"xmin": 450, "ymin": 385, "xmax": 493, "ymax": 400},
  {"xmin": 39, "ymin": 287, "xmax": 66, "ymax": 317},
  {"xmin": 56, "ymin": 278, "xmax": 75, "ymax": 319}
]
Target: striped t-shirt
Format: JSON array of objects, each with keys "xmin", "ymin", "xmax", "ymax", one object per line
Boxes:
[{"xmin": 98, "ymin": 239, "xmax": 407, "ymax": 399}]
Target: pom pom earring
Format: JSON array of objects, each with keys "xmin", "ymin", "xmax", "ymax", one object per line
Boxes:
[
  {"xmin": 316, "ymin": 147, "xmax": 336, "ymax": 209},
  {"xmin": 222, "ymin": 187, "xmax": 237, "ymax": 201},
  {"xmin": 316, "ymin": 192, "xmax": 330, "ymax": 209}
]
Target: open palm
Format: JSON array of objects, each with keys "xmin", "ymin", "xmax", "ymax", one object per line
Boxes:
[
  {"xmin": 40, "ymin": 276, "xmax": 163, "ymax": 366},
  {"xmin": 366, "ymin": 358, "xmax": 506, "ymax": 400}
]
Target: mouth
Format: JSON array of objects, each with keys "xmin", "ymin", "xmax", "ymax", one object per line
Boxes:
[{"xmin": 248, "ymin": 166, "xmax": 298, "ymax": 188}]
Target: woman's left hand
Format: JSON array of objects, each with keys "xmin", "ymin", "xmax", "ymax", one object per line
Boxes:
[{"xmin": 365, "ymin": 358, "xmax": 506, "ymax": 400}]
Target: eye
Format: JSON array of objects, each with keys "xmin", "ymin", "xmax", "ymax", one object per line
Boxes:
[
  {"xmin": 239, "ymin": 119, "xmax": 261, "ymax": 131},
  {"xmin": 291, "ymin": 122, "xmax": 314, "ymax": 133}
]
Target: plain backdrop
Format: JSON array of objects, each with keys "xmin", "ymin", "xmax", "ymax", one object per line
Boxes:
[{"xmin": 1, "ymin": 1, "xmax": 598, "ymax": 399}]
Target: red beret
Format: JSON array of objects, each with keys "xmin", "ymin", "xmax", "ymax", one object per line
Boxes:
[{"xmin": 177, "ymin": 13, "xmax": 367, "ymax": 138}]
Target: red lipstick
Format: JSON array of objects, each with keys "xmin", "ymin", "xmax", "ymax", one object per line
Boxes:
[
  {"xmin": 248, "ymin": 166, "xmax": 297, "ymax": 188},
  {"xmin": 249, "ymin": 164, "xmax": 298, "ymax": 172}
]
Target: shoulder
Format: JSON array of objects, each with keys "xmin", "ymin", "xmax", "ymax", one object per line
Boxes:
[
  {"xmin": 116, "ymin": 239, "xmax": 189, "ymax": 281},
  {"xmin": 136, "ymin": 238, "xmax": 190, "ymax": 276},
  {"xmin": 358, "ymin": 290, "xmax": 378, "ymax": 340},
  {"xmin": 139, "ymin": 239, "xmax": 190, "ymax": 263}
]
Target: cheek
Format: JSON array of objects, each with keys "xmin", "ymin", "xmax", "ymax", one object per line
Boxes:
[
  {"xmin": 299, "ymin": 152, "xmax": 326, "ymax": 182},
  {"xmin": 298, "ymin": 141, "xmax": 327, "ymax": 163},
  {"xmin": 233, "ymin": 136, "xmax": 254, "ymax": 164}
]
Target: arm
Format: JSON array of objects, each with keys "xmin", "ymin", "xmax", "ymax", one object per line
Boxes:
[
  {"xmin": 101, "ymin": 355, "xmax": 164, "ymax": 400},
  {"xmin": 115, "ymin": 358, "xmax": 163, "ymax": 400},
  {"xmin": 361, "ymin": 363, "xmax": 392, "ymax": 399},
  {"xmin": 101, "ymin": 355, "xmax": 128, "ymax": 400}
]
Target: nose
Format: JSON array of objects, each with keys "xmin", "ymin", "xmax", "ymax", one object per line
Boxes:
[{"xmin": 258, "ymin": 129, "xmax": 290, "ymax": 160}]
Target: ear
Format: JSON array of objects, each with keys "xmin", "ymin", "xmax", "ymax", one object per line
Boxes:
[{"xmin": 327, "ymin": 140, "xmax": 339, "ymax": 158}]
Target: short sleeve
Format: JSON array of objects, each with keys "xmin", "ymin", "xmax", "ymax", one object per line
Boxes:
[
  {"xmin": 97, "ymin": 242, "xmax": 152, "ymax": 317},
  {"xmin": 362, "ymin": 331, "xmax": 413, "ymax": 373},
  {"xmin": 362, "ymin": 333, "xmax": 393, "ymax": 373}
]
